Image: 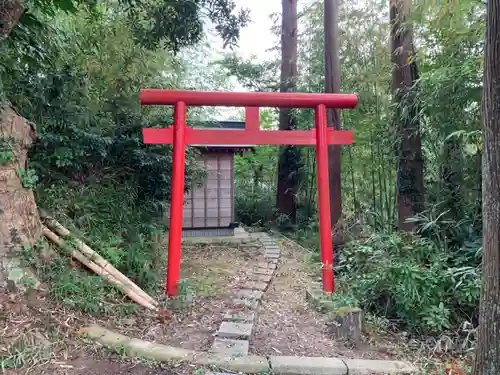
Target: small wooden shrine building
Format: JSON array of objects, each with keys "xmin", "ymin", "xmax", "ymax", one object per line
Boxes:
[{"xmin": 169, "ymin": 121, "xmax": 253, "ymax": 237}]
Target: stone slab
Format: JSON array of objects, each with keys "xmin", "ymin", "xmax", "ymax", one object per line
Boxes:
[
  {"xmin": 233, "ymin": 227, "xmax": 247, "ymax": 235},
  {"xmin": 235, "ymin": 289, "xmax": 264, "ymax": 300},
  {"xmin": 260, "ymin": 237, "xmax": 275, "ymax": 242},
  {"xmin": 198, "ymin": 355, "xmax": 270, "ymax": 374},
  {"xmin": 264, "ymin": 242, "xmax": 280, "ymax": 248},
  {"xmin": 265, "ymin": 250, "xmax": 281, "ymax": 256},
  {"xmin": 210, "ymin": 337, "xmax": 249, "ymax": 356},
  {"xmin": 248, "ymin": 273, "xmax": 272, "ymax": 283},
  {"xmin": 217, "ymin": 322, "xmax": 253, "ymax": 339},
  {"xmin": 270, "ymin": 356, "xmax": 347, "ymax": 375},
  {"xmin": 265, "ymin": 253, "xmax": 280, "ymax": 259},
  {"xmin": 223, "ymin": 311, "xmax": 255, "ymax": 322},
  {"xmin": 253, "ymin": 268, "xmax": 274, "ymax": 275},
  {"xmin": 265, "ymin": 249, "xmax": 281, "ymax": 255},
  {"xmin": 343, "ymin": 359, "xmax": 416, "ymax": 375},
  {"xmin": 242, "ymin": 281, "xmax": 268, "ymax": 291},
  {"xmin": 261, "ymin": 243, "xmax": 277, "ymax": 248},
  {"xmin": 265, "ymin": 248, "xmax": 281, "ymax": 254},
  {"xmin": 258, "ymin": 262, "xmax": 277, "ymax": 270},
  {"xmin": 233, "ymin": 298, "xmax": 259, "ymax": 309}
]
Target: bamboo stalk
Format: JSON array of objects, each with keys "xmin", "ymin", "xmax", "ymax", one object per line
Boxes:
[
  {"xmin": 39, "ymin": 211, "xmax": 156, "ymax": 306},
  {"xmin": 42, "ymin": 226, "xmax": 157, "ymax": 311}
]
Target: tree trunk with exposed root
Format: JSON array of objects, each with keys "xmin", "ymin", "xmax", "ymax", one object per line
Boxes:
[{"xmin": 0, "ymin": 105, "xmax": 42, "ymax": 291}]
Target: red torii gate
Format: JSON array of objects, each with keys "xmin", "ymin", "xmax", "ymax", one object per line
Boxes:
[{"xmin": 140, "ymin": 89, "xmax": 357, "ymax": 296}]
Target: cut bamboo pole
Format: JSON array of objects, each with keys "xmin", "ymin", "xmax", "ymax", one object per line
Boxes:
[
  {"xmin": 39, "ymin": 211, "xmax": 156, "ymax": 306},
  {"xmin": 42, "ymin": 226, "xmax": 157, "ymax": 311}
]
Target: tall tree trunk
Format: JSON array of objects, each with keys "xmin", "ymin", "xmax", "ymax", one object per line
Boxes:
[
  {"xmin": 472, "ymin": 0, "xmax": 500, "ymax": 373},
  {"xmin": 0, "ymin": 105, "xmax": 42, "ymax": 290},
  {"xmin": 0, "ymin": 0, "xmax": 24, "ymax": 40},
  {"xmin": 324, "ymin": 0, "xmax": 344, "ymax": 247},
  {"xmin": 276, "ymin": 0, "xmax": 301, "ymax": 224},
  {"xmin": 441, "ymin": 137, "xmax": 463, "ymax": 223},
  {"xmin": 390, "ymin": 0, "xmax": 424, "ymax": 232}
]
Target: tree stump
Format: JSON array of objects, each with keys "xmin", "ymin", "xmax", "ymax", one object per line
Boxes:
[{"xmin": 327, "ymin": 307, "xmax": 363, "ymax": 345}]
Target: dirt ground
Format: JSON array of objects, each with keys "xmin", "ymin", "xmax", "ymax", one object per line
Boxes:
[
  {"xmin": 3, "ymin": 357, "xmax": 203, "ymax": 375},
  {"xmin": 116, "ymin": 241, "xmax": 267, "ymax": 351},
  {"xmin": 1, "ymin": 236, "xmax": 470, "ymax": 375},
  {"xmin": 0, "ymin": 241, "xmax": 264, "ymax": 375},
  {"xmin": 249, "ymin": 238, "xmax": 393, "ymax": 359},
  {"xmin": 0, "ymin": 288, "xmax": 174, "ymax": 375}
]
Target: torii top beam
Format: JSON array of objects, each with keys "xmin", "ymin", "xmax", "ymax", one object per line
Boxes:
[
  {"xmin": 140, "ymin": 90, "xmax": 357, "ymax": 146},
  {"xmin": 140, "ymin": 89, "xmax": 358, "ymax": 109}
]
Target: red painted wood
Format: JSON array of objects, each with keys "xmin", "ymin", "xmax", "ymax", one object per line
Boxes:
[
  {"xmin": 142, "ymin": 127, "xmax": 353, "ymax": 146},
  {"xmin": 140, "ymin": 89, "xmax": 359, "ymax": 297},
  {"xmin": 315, "ymin": 104, "xmax": 334, "ymax": 293},
  {"xmin": 165, "ymin": 102, "xmax": 186, "ymax": 296},
  {"xmin": 245, "ymin": 107, "xmax": 260, "ymax": 131},
  {"xmin": 140, "ymin": 89, "xmax": 358, "ymax": 109}
]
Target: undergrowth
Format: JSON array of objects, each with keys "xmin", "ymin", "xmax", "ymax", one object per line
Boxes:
[
  {"xmin": 338, "ymin": 232, "xmax": 480, "ymax": 334},
  {"xmin": 22, "ymin": 241, "xmax": 138, "ymax": 315},
  {"xmin": 22, "ymin": 178, "xmax": 169, "ymax": 314},
  {"xmin": 292, "ymin": 216, "xmax": 481, "ymax": 335}
]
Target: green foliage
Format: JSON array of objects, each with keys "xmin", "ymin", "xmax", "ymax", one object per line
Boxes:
[
  {"xmin": 218, "ymin": 54, "xmax": 279, "ymax": 91},
  {"xmin": 0, "ymin": 139, "xmax": 14, "ymax": 164},
  {"xmin": 20, "ymin": 241, "xmax": 137, "ymax": 314},
  {"xmin": 0, "ymin": 0, "xmax": 241, "ymax": 311},
  {"xmin": 126, "ymin": 0, "xmax": 250, "ymax": 52},
  {"xmin": 37, "ymin": 180, "xmax": 167, "ymax": 292},
  {"xmin": 16, "ymin": 168, "xmax": 39, "ymax": 188},
  {"xmin": 338, "ymin": 232, "xmax": 480, "ymax": 334},
  {"xmin": 234, "ymin": 110, "xmax": 279, "ymax": 226},
  {"xmin": 0, "ymin": 0, "xmax": 487, "ymax": 341},
  {"xmin": 227, "ymin": 0, "xmax": 485, "ymax": 336}
]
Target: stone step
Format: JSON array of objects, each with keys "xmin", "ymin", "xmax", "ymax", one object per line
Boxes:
[
  {"xmin": 260, "ymin": 237, "xmax": 275, "ymax": 242},
  {"xmin": 258, "ymin": 262, "xmax": 277, "ymax": 270},
  {"xmin": 261, "ymin": 242, "xmax": 276, "ymax": 247},
  {"xmin": 248, "ymin": 273, "xmax": 272, "ymax": 283},
  {"xmin": 235, "ymin": 289, "xmax": 264, "ymax": 300},
  {"xmin": 217, "ymin": 321, "xmax": 253, "ymax": 339},
  {"xmin": 264, "ymin": 243, "xmax": 280, "ymax": 249},
  {"xmin": 210, "ymin": 337, "xmax": 249, "ymax": 356},
  {"xmin": 233, "ymin": 298, "xmax": 259, "ymax": 309},
  {"xmin": 265, "ymin": 250, "xmax": 281, "ymax": 257},
  {"xmin": 223, "ymin": 311, "xmax": 255, "ymax": 323},
  {"xmin": 242, "ymin": 281, "xmax": 268, "ymax": 291},
  {"xmin": 253, "ymin": 268, "xmax": 274, "ymax": 276},
  {"xmin": 265, "ymin": 253, "xmax": 280, "ymax": 259},
  {"xmin": 265, "ymin": 248, "xmax": 281, "ymax": 255}
]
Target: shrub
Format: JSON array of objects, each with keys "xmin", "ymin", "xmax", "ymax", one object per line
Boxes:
[{"xmin": 338, "ymin": 232, "xmax": 480, "ymax": 334}]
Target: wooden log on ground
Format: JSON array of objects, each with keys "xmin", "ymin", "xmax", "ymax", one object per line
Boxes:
[
  {"xmin": 39, "ymin": 210, "xmax": 157, "ymax": 306},
  {"xmin": 42, "ymin": 226, "xmax": 157, "ymax": 311},
  {"xmin": 327, "ymin": 307, "xmax": 363, "ymax": 345}
]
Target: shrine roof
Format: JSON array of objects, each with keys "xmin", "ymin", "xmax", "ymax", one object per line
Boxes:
[{"xmin": 190, "ymin": 120, "xmax": 255, "ymax": 151}]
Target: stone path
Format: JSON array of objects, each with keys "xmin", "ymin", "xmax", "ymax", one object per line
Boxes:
[{"xmin": 210, "ymin": 232, "xmax": 281, "ymax": 357}]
